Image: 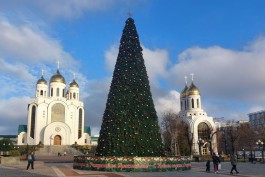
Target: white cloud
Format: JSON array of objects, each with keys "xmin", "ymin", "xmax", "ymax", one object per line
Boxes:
[
  {"xmin": 154, "ymin": 90, "xmax": 180, "ymax": 119},
  {"xmin": 35, "ymin": 0, "xmax": 115, "ymax": 19},
  {"xmin": 0, "ymin": 18, "xmax": 77, "ymax": 67},
  {"xmin": 0, "ymin": 58, "xmax": 35, "ymax": 82},
  {"xmin": 169, "ymin": 36, "xmax": 265, "ymax": 105},
  {"xmin": 0, "ymin": 97, "xmax": 30, "ymax": 134},
  {"xmin": 0, "ymin": 0, "xmax": 135, "ymax": 20},
  {"xmin": 0, "ymin": 97, "xmax": 30, "ymax": 120}
]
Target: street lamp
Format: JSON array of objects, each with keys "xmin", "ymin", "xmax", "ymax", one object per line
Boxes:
[
  {"xmin": 198, "ymin": 138, "xmax": 205, "ymax": 157},
  {"xmin": 242, "ymin": 148, "xmax": 245, "ymax": 162},
  {"xmin": 256, "ymin": 140, "xmax": 264, "ymax": 163}
]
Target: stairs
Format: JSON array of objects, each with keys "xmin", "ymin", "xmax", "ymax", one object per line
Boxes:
[{"xmin": 35, "ymin": 145, "xmax": 84, "ymax": 156}]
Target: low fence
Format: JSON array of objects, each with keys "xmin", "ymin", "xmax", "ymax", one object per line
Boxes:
[{"xmin": 73, "ymin": 156, "xmax": 191, "ymax": 172}]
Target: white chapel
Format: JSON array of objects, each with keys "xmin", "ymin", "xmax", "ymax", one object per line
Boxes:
[
  {"xmin": 17, "ymin": 66, "xmax": 91, "ymax": 146},
  {"xmin": 178, "ymin": 74, "xmax": 217, "ymax": 155}
]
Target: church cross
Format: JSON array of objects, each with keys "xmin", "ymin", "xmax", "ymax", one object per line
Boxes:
[
  {"xmin": 41, "ymin": 69, "xmax": 44, "ymax": 76},
  {"xmin": 190, "ymin": 73, "xmax": 194, "ymax": 81},
  {"xmin": 57, "ymin": 61, "xmax": 60, "ymax": 69},
  {"xmin": 184, "ymin": 76, "xmax": 188, "ymax": 85}
]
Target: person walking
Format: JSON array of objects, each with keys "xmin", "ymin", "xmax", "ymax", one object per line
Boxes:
[
  {"xmin": 212, "ymin": 152, "xmax": 220, "ymax": 173},
  {"xmin": 230, "ymin": 154, "xmax": 239, "ymax": 174},
  {"xmin": 206, "ymin": 160, "xmax": 210, "ymax": 172},
  {"xmin": 26, "ymin": 152, "xmax": 35, "ymax": 170}
]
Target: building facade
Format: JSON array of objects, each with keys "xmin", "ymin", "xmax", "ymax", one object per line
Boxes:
[
  {"xmin": 248, "ymin": 110, "xmax": 265, "ymax": 127},
  {"xmin": 178, "ymin": 76, "xmax": 217, "ymax": 155},
  {"xmin": 17, "ymin": 68, "xmax": 91, "ymax": 145}
]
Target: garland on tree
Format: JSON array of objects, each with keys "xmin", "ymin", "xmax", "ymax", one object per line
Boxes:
[{"xmin": 95, "ymin": 17, "xmax": 165, "ymax": 157}]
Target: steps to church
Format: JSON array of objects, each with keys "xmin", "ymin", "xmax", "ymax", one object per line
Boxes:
[{"xmin": 35, "ymin": 145, "xmax": 83, "ymax": 157}]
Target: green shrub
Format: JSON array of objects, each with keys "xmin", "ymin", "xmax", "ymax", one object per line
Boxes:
[{"xmin": 9, "ymin": 150, "xmax": 21, "ymax": 156}]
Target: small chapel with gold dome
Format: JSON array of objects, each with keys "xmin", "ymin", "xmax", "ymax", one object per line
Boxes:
[
  {"xmin": 17, "ymin": 66, "xmax": 91, "ymax": 146},
  {"xmin": 178, "ymin": 74, "xmax": 217, "ymax": 156}
]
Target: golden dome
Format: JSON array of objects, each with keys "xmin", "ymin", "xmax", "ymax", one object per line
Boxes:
[
  {"xmin": 180, "ymin": 85, "xmax": 188, "ymax": 98},
  {"xmin": 37, "ymin": 76, "xmax": 47, "ymax": 85},
  {"xmin": 187, "ymin": 82, "xmax": 200, "ymax": 96},
  {"xmin": 50, "ymin": 70, "xmax": 66, "ymax": 84},
  {"xmin": 70, "ymin": 79, "xmax": 79, "ymax": 88}
]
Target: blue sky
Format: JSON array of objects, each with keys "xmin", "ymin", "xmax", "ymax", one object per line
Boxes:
[{"xmin": 1, "ymin": 0, "xmax": 265, "ymax": 136}]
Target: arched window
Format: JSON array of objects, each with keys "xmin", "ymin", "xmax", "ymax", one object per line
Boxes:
[
  {"xmin": 73, "ymin": 93, "xmax": 76, "ymax": 99},
  {"xmin": 191, "ymin": 98, "xmax": 194, "ymax": 108},
  {"xmin": 78, "ymin": 109, "xmax": 82, "ymax": 139},
  {"xmin": 198, "ymin": 122, "xmax": 210, "ymax": 141},
  {"xmin": 51, "ymin": 88, "xmax": 53, "ymax": 96},
  {"xmin": 22, "ymin": 136, "xmax": 25, "ymax": 143},
  {"xmin": 197, "ymin": 99, "xmax": 200, "ymax": 108},
  {"xmin": 70, "ymin": 93, "xmax": 72, "ymax": 99},
  {"xmin": 62, "ymin": 89, "xmax": 65, "ymax": 97},
  {"xmin": 30, "ymin": 106, "xmax": 36, "ymax": 138},
  {"xmin": 56, "ymin": 88, "xmax": 59, "ymax": 96},
  {"xmin": 40, "ymin": 90, "xmax": 43, "ymax": 96}
]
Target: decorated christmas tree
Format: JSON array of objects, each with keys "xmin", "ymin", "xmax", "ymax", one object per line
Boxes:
[{"xmin": 95, "ymin": 17, "xmax": 165, "ymax": 157}]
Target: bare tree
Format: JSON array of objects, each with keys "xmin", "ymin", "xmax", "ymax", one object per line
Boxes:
[
  {"xmin": 160, "ymin": 112, "xmax": 179, "ymax": 155},
  {"xmin": 161, "ymin": 112, "xmax": 193, "ymax": 156}
]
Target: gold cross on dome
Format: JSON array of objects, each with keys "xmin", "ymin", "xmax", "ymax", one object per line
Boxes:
[
  {"xmin": 190, "ymin": 73, "xmax": 194, "ymax": 81},
  {"xmin": 184, "ymin": 76, "xmax": 187, "ymax": 85}
]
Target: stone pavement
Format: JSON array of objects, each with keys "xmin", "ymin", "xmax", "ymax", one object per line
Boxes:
[{"xmin": 0, "ymin": 156, "xmax": 264, "ymax": 177}]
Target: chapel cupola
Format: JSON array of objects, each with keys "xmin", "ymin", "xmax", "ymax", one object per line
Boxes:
[
  {"xmin": 187, "ymin": 82, "xmax": 200, "ymax": 96},
  {"xmin": 36, "ymin": 70, "xmax": 48, "ymax": 98},
  {"xmin": 49, "ymin": 62, "xmax": 66, "ymax": 98},
  {"xmin": 180, "ymin": 74, "xmax": 202, "ymax": 111},
  {"xmin": 67, "ymin": 78, "xmax": 79, "ymax": 100},
  {"xmin": 50, "ymin": 69, "xmax": 66, "ymax": 84}
]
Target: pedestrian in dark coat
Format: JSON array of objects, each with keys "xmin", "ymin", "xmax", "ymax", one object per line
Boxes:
[
  {"xmin": 230, "ymin": 154, "xmax": 239, "ymax": 174},
  {"xmin": 212, "ymin": 152, "xmax": 220, "ymax": 173},
  {"xmin": 26, "ymin": 152, "xmax": 35, "ymax": 170},
  {"xmin": 206, "ymin": 160, "xmax": 210, "ymax": 172}
]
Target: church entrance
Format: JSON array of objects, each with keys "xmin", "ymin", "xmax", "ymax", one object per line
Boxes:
[{"xmin": 54, "ymin": 135, "xmax": 61, "ymax": 145}]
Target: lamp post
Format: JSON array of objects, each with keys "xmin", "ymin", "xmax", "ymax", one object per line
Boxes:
[
  {"xmin": 256, "ymin": 140, "xmax": 264, "ymax": 163},
  {"xmin": 198, "ymin": 138, "xmax": 204, "ymax": 157},
  {"xmin": 208, "ymin": 137, "xmax": 212, "ymax": 155},
  {"xmin": 242, "ymin": 148, "xmax": 245, "ymax": 162}
]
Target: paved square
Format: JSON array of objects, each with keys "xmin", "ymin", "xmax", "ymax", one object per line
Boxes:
[{"xmin": 1, "ymin": 158, "xmax": 265, "ymax": 177}]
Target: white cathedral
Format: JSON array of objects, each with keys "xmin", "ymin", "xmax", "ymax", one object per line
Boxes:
[
  {"xmin": 17, "ymin": 67, "xmax": 91, "ymax": 146},
  {"xmin": 178, "ymin": 75, "xmax": 217, "ymax": 155}
]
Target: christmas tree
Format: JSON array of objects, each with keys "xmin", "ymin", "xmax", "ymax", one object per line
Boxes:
[{"xmin": 95, "ymin": 17, "xmax": 165, "ymax": 157}]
